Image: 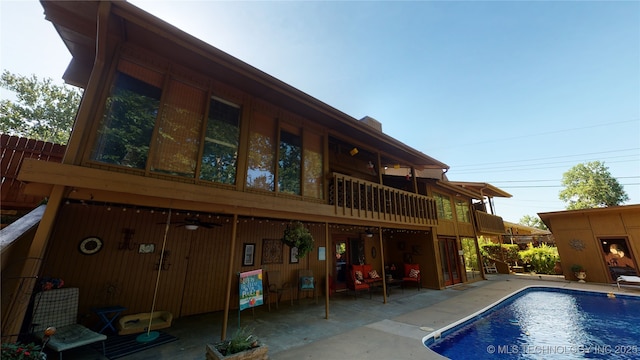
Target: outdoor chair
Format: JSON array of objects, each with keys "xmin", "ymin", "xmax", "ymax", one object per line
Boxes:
[
  {"xmin": 484, "ymin": 262, "xmax": 498, "ymax": 274},
  {"xmin": 402, "ymin": 263, "xmax": 421, "ymax": 290},
  {"xmin": 266, "ymin": 271, "xmax": 293, "ymax": 311},
  {"xmin": 297, "ymin": 269, "xmax": 318, "ymax": 304},
  {"xmin": 617, "ymin": 275, "xmax": 640, "ymax": 289},
  {"xmin": 347, "ymin": 266, "xmax": 371, "ymax": 299},
  {"xmin": 30, "ymin": 287, "xmax": 106, "ymax": 360}
]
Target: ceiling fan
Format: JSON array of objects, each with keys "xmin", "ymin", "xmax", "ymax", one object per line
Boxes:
[{"xmin": 161, "ymin": 217, "xmax": 222, "ymax": 230}]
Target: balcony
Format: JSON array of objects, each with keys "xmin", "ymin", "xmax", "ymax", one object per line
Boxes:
[
  {"xmin": 329, "ymin": 173, "xmax": 438, "ymax": 227},
  {"xmin": 474, "ymin": 210, "xmax": 505, "ymax": 235}
]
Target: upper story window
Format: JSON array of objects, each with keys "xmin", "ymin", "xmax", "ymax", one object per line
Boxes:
[
  {"xmin": 246, "ymin": 113, "xmax": 275, "ymax": 191},
  {"xmin": 303, "ymin": 132, "xmax": 323, "ymax": 199},
  {"xmin": 455, "ymin": 199, "xmax": 470, "ymax": 223},
  {"xmin": 278, "ymin": 129, "xmax": 301, "ymax": 195},
  {"xmin": 90, "ymin": 62, "xmax": 162, "ymax": 168},
  {"xmin": 200, "ymin": 97, "xmax": 240, "ymax": 185},
  {"xmin": 434, "ymin": 192, "xmax": 453, "ymax": 220},
  {"xmin": 150, "ymin": 78, "xmax": 206, "ymax": 178}
]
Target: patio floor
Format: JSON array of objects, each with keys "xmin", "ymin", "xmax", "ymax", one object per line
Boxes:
[{"xmin": 47, "ymin": 274, "xmax": 639, "ymax": 360}]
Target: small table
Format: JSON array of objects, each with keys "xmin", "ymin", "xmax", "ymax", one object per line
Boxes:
[
  {"xmin": 92, "ymin": 305, "xmax": 126, "ymax": 334},
  {"xmin": 385, "ymin": 278, "xmax": 403, "ymax": 296}
]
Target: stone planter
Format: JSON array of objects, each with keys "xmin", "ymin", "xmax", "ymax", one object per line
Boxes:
[
  {"xmin": 575, "ymin": 271, "xmax": 587, "ymax": 283},
  {"xmin": 206, "ymin": 343, "xmax": 269, "ymax": 360}
]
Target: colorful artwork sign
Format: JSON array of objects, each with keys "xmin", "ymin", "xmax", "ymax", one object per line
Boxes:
[{"xmin": 239, "ymin": 269, "xmax": 263, "ymax": 311}]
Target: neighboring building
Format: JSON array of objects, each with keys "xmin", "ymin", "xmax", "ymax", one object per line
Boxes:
[
  {"xmin": 1, "ymin": 1, "xmax": 510, "ymax": 340},
  {"xmin": 502, "ymin": 221, "xmax": 554, "ymax": 249},
  {"xmin": 539, "ymin": 205, "xmax": 640, "ymax": 283}
]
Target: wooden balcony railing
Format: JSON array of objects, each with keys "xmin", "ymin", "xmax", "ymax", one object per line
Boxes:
[
  {"xmin": 474, "ymin": 210, "xmax": 505, "ymax": 234},
  {"xmin": 329, "ymin": 173, "xmax": 438, "ymax": 226}
]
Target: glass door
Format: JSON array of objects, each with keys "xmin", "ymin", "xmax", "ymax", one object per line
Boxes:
[{"xmin": 439, "ymin": 237, "xmax": 462, "ymax": 286}]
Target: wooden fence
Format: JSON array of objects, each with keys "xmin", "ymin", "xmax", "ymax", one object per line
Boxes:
[{"xmin": 1, "ymin": 135, "xmax": 65, "ymax": 211}]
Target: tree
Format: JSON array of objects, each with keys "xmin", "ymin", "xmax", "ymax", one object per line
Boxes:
[
  {"xmin": 0, "ymin": 70, "xmax": 82, "ymax": 144},
  {"xmin": 518, "ymin": 215, "xmax": 548, "ymax": 230},
  {"xmin": 559, "ymin": 161, "xmax": 629, "ymax": 210}
]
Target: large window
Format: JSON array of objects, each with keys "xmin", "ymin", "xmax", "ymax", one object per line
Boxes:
[
  {"xmin": 303, "ymin": 132, "xmax": 323, "ymax": 199},
  {"xmin": 200, "ymin": 98, "xmax": 240, "ymax": 184},
  {"xmin": 455, "ymin": 199, "xmax": 470, "ymax": 223},
  {"xmin": 434, "ymin": 192, "xmax": 453, "ymax": 220},
  {"xmin": 246, "ymin": 113, "xmax": 275, "ymax": 191},
  {"xmin": 278, "ymin": 130, "xmax": 301, "ymax": 195},
  {"xmin": 91, "ymin": 65, "xmax": 162, "ymax": 168},
  {"xmin": 150, "ymin": 79, "xmax": 206, "ymax": 177}
]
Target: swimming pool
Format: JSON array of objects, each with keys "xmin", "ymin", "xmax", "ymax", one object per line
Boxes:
[{"xmin": 425, "ymin": 286, "xmax": 640, "ymax": 359}]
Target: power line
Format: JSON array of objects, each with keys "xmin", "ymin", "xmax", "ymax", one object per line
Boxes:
[
  {"xmin": 498, "ymin": 182, "xmax": 640, "ymax": 189},
  {"xmin": 454, "ymin": 147, "xmax": 640, "ymax": 169},
  {"xmin": 451, "ymin": 158, "xmax": 639, "ymax": 175},
  {"xmin": 429, "ymin": 119, "xmax": 639, "ymax": 152},
  {"xmin": 487, "ymin": 176, "xmax": 640, "ymax": 183}
]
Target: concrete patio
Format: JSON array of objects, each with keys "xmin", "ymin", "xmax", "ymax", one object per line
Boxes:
[{"xmin": 47, "ymin": 274, "xmax": 639, "ymax": 360}]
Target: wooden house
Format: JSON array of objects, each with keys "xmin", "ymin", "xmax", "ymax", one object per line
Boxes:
[
  {"xmin": 2, "ymin": 0, "xmax": 510, "ymax": 340},
  {"xmin": 539, "ymin": 205, "xmax": 640, "ymax": 283}
]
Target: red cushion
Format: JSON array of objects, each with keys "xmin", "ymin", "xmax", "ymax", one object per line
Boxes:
[
  {"xmin": 362, "ymin": 264, "xmax": 372, "ymax": 278},
  {"xmin": 404, "ymin": 264, "xmax": 420, "ymax": 277}
]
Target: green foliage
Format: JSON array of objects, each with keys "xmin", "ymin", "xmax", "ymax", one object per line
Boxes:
[
  {"xmin": 215, "ymin": 327, "xmax": 259, "ymax": 355},
  {"xmin": 559, "ymin": 161, "xmax": 629, "ymax": 210},
  {"xmin": 571, "ymin": 264, "xmax": 584, "ymax": 273},
  {"xmin": 1, "ymin": 70, "xmax": 82, "ymax": 144},
  {"xmin": 1, "ymin": 342, "xmax": 42, "ymax": 359},
  {"xmin": 518, "ymin": 215, "xmax": 548, "ymax": 230},
  {"xmin": 480, "ymin": 243, "xmax": 520, "ymax": 264},
  {"xmin": 518, "ymin": 244, "xmax": 559, "ymax": 274},
  {"xmin": 282, "ymin": 221, "xmax": 314, "ymax": 258}
]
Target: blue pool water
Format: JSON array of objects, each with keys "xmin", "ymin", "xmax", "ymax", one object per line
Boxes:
[{"xmin": 426, "ymin": 287, "xmax": 640, "ymax": 359}]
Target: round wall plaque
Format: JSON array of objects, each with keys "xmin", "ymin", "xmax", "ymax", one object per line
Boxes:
[{"xmin": 79, "ymin": 236, "xmax": 103, "ymax": 255}]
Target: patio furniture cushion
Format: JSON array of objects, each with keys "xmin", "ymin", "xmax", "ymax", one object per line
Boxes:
[
  {"xmin": 617, "ymin": 275, "xmax": 640, "ymax": 289},
  {"xmin": 117, "ymin": 311, "xmax": 173, "ymax": 335}
]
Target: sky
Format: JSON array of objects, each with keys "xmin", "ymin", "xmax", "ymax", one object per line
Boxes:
[{"xmin": 1, "ymin": 0, "xmax": 639, "ymax": 223}]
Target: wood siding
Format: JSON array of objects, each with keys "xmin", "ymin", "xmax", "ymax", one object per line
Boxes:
[{"xmin": 39, "ymin": 203, "xmax": 329, "ymax": 325}]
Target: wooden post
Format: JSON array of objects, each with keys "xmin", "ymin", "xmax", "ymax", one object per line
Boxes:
[{"xmin": 221, "ymin": 214, "xmax": 238, "ymax": 341}]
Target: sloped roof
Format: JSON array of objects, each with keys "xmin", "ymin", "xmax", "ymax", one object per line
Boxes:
[{"xmin": 447, "ymin": 181, "xmax": 512, "ymax": 198}]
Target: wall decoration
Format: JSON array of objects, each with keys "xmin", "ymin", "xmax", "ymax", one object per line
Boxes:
[
  {"xmin": 569, "ymin": 239, "xmax": 585, "ymax": 251},
  {"xmin": 138, "ymin": 243, "xmax": 155, "ymax": 254},
  {"xmin": 79, "ymin": 236, "xmax": 103, "ymax": 255},
  {"xmin": 371, "ymin": 246, "xmax": 377, "ymax": 259},
  {"xmin": 290, "ymin": 246, "xmax": 299, "ymax": 264},
  {"xmin": 243, "ymin": 243, "xmax": 255, "ymax": 266},
  {"xmin": 318, "ymin": 246, "xmax": 326, "ymax": 261},
  {"xmin": 262, "ymin": 238, "xmax": 283, "ymax": 264}
]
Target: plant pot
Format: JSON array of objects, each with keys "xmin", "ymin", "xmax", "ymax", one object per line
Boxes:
[
  {"xmin": 553, "ymin": 261, "xmax": 562, "ymax": 275},
  {"xmin": 575, "ymin": 271, "xmax": 587, "ymax": 283},
  {"xmin": 206, "ymin": 343, "xmax": 269, "ymax": 360}
]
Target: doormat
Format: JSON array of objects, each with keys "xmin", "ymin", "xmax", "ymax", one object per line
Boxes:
[{"xmin": 91, "ymin": 331, "xmax": 178, "ymax": 359}]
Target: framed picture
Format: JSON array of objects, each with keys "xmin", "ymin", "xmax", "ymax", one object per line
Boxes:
[
  {"xmin": 262, "ymin": 238, "xmax": 283, "ymax": 264},
  {"xmin": 290, "ymin": 246, "xmax": 299, "ymax": 263},
  {"xmin": 243, "ymin": 243, "xmax": 255, "ymax": 266},
  {"xmin": 318, "ymin": 246, "xmax": 326, "ymax": 261}
]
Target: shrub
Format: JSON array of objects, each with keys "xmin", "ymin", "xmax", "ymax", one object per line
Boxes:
[
  {"xmin": 518, "ymin": 244, "xmax": 559, "ymax": 274},
  {"xmin": 480, "ymin": 243, "xmax": 520, "ymax": 265}
]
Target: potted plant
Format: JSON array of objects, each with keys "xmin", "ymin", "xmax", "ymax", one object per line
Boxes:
[
  {"xmin": 571, "ymin": 264, "xmax": 586, "ymax": 283},
  {"xmin": 206, "ymin": 327, "xmax": 268, "ymax": 360},
  {"xmin": 281, "ymin": 221, "xmax": 314, "ymax": 259},
  {"xmin": 1, "ymin": 341, "xmax": 45, "ymax": 359}
]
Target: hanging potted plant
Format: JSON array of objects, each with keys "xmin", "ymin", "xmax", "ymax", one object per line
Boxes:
[
  {"xmin": 282, "ymin": 221, "xmax": 314, "ymax": 259},
  {"xmin": 206, "ymin": 327, "xmax": 267, "ymax": 360}
]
